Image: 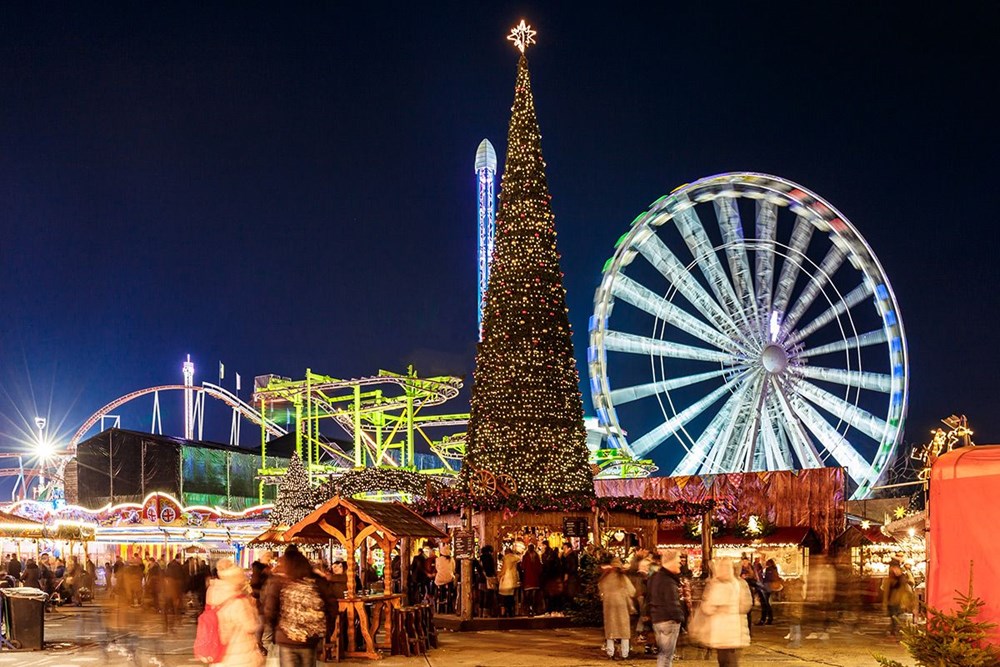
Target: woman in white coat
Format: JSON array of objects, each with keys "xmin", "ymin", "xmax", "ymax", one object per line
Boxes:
[
  {"xmin": 701, "ymin": 557, "xmax": 751, "ymax": 667},
  {"xmin": 205, "ymin": 558, "xmax": 264, "ymax": 667},
  {"xmin": 498, "ymin": 548, "xmax": 521, "ymax": 617}
]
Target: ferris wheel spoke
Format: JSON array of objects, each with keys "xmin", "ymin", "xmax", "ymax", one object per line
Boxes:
[
  {"xmin": 673, "ymin": 205, "xmax": 745, "ymax": 323},
  {"xmin": 771, "ymin": 216, "xmax": 815, "ymax": 321},
  {"xmin": 793, "ymin": 379, "xmax": 889, "ymax": 442},
  {"xmin": 786, "ymin": 282, "xmax": 874, "ymax": 346},
  {"xmin": 635, "ymin": 234, "xmax": 750, "ymax": 345},
  {"xmin": 630, "ymin": 381, "xmax": 736, "ymax": 458},
  {"xmin": 716, "ymin": 373, "xmax": 767, "ymax": 472},
  {"xmin": 610, "ymin": 274, "xmax": 748, "ymax": 354},
  {"xmin": 760, "ymin": 395, "xmax": 793, "ymax": 470},
  {"xmin": 602, "ymin": 330, "xmax": 736, "ymax": 364},
  {"xmin": 780, "ymin": 246, "xmax": 847, "ymax": 337},
  {"xmin": 795, "ymin": 365, "xmax": 892, "ymax": 393},
  {"xmin": 771, "ymin": 379, "xmax": 824, "ymax": 469},
  {"xmin": 754, "ymin": 200, "xmax": 778, "ymax": 327},
  {"xmin": 715, "ymin": 197, "xmax": 759, "ymax": 340},
  {"xmin": 798, "ymin": 328, "xmax": 888, "ymax": 359},
  {"xmin": 609, "ymin": 368, "xmax": 736, "ymax": 406},
  {"xmin": 787, "ymin": 394, "xmax": 875, "ymax": 488},
  {"xmin": 672, "ymin": 376, "xmax": 756, "ymax": 475}
]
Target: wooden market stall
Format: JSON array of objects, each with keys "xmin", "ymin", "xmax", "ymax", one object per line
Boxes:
[
  {"xmin": 657, "ymin": 526, "xmax": 821, "ymax": 579},
  {"xmin": 282, "ymin": 496, "xmax": 447, "ymax": 659}
]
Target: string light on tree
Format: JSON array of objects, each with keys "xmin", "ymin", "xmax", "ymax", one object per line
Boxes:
[
  {"xmin": 269, "ymin": 452, "xmax": 318, "ymax": 528},
  {"xmin": 462, "ymin": 21, "xmax": 593, "ymax": 498}
]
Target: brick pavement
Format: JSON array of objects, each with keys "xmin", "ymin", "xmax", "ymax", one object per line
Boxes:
[{"xmin": 3, "ymin": 599, "xmax": 913, "ymax": 666}]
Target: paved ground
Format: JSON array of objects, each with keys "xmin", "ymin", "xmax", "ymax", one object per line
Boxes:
[{"xmin": 4, "ymin": 600, "xmax": 913, "ymax": 666}]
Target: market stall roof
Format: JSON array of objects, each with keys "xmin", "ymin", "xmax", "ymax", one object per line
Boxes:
[
  {"xmin": 832, "ymin": 525, "xmax": 898, "ymax": 550},
  {"xmin": 248, "ymin": 525, "xmax": 328, "ymax": 546},
  {"xmin": 283, "ymin": 496, "xmax": 447, "ymax": 543},
  {"xmin": 657, "ymin": 526, "xmax": 819, "ymax": 549},
  {"xmin": 0, "ymin": 510, "xmax": 45, "ymax": 539}
]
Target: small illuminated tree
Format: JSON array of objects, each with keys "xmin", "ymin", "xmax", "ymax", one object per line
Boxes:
[{"xmin": 269, "ymin": 452, "xmax": 317, "ymax": 527}]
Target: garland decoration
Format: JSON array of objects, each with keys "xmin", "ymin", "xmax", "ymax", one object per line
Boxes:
[
  {"xmin": 410, "ymin": 491, "xmax": 714, "ymax": 518},
  {"xmin": 316, "ymin": 467, "xmax": 447, "ymax": 501}
]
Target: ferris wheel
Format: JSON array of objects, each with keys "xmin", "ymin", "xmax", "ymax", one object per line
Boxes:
[{"xmin": 588, "ymin": 173, "xmax": 908, "ymax": 499}]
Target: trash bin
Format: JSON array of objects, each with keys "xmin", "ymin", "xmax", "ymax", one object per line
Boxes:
[{"xmin": 1, "ymin": 587, "xmax": 47, "ymax": 650}]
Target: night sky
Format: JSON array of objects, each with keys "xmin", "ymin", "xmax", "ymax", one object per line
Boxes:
[{"xmin": 1, "ymin": 3, "xmax": 997, "ymax": 483}]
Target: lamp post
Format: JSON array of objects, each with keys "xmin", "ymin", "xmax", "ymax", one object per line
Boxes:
[{"xmin": 34, "ymin": 416, "xmax": 47, "ymax": 496}]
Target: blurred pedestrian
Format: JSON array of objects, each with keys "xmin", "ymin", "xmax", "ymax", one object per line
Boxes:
[
  {"xmin": 701, "ymin": 558, "xmax": 752, "ymax": 667},
  {"xmin": 21, "ymin": 558, "xmax": 40, "ymax": 588},
  {"xmin": 204, "ymin": 558, "xmax": 264, "ymax": 667},
  {"xmin": 263, "ymin": 547, "xmax": 338, "ymax": 667},
  {"xmin": 599, "ymin": 557, "xmax": 636, "ymax": 660}
]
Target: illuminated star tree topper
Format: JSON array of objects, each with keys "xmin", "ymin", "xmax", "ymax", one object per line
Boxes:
[{"xmin": 507, "ymin": 20, "xmax": 536, "ymax": 54}]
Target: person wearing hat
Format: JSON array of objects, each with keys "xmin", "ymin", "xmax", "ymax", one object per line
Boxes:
[
  {"xmin": 204, "ymin": 558, "xmax": 263, "ymax": 667},
  {"xmin": 598, "ymin": 557, "xmax": 636, "ymax": 659}
]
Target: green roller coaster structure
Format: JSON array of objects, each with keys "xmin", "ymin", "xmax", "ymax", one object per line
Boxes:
[{"xmin": 253, "ymin": 367, "xmax": 469, "ymax": 487}]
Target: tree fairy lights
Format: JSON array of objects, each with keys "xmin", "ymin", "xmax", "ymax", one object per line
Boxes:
[
  {"xmin": 462, "ymin": 29, "xmax": 594, "ymax": 499},
  {"xmin": 269, "ymin": 452, "xmax": 318, "ymax": 528}
]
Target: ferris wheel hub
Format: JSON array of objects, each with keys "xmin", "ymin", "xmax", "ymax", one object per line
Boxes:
[{"xmin": 761, "ymin": 344, "xmax": 789, "ymax": 374}]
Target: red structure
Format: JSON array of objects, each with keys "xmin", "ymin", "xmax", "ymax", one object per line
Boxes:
[{"xmin": 929, "ymin": 446, "xmax": 1000, "ymax": 645}]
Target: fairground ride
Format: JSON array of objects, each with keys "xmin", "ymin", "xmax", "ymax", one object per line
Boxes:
[
  {"xmin": 252, "ymin": 366, "xmax": 469, "ymax": 481},
  {"xmin": 56, "ymin": 361, "xmax": 469, "ymax": 502},
  {"xmin": 589, "ymin": 173, "xmax": 908, "ymax": 499}
]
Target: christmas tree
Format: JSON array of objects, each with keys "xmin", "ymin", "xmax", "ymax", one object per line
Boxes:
[
  {"xmin": 875, "ymin": 564, "xmax": 999, "ymax": 667},
  {"xmin": 269, "ymin": 452, "xmax": 318, "ymax": 527},
  {"xmin": 463, "ymin": 22, "xmax": 594, "ymax": 498}
]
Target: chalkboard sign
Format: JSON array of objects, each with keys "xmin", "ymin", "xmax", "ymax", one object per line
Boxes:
[
  {"xmin": 452, "ymin": 530, "xmax": 475, "ymax": 558},
  {"xmin": 562, "ymin": 517, "xmax": 590, "ymax": 538}
]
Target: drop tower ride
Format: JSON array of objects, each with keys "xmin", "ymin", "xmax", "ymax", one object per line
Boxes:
[{"xmin": 476, "ymin": 138, "xmax": 497, "ymax": 341}]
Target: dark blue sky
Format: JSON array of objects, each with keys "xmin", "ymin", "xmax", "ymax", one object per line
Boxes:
[{"xmin": 1, "ymin": 3, "xmax": 997, "ymax": 479}]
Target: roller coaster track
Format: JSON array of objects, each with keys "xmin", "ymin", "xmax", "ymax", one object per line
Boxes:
[{"xmin": 69, "ymin": 383, "xmax": 288, "ymax": 449}]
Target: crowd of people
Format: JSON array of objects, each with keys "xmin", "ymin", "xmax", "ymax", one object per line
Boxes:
[
  {"xmin": 2, "ymin": 552, "xmax": 100, "ymax": 608},
  {"xmin": 594, "ymin": 547, "xmax": 921, "ymax": 665},
  {"xmin": 405, "ymin": 540, "xmax": 581, "ymax": 618}
]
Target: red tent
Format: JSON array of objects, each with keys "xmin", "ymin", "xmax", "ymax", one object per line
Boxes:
[{"xmin": 928, "ymin": 446, "xmax": 1000, "ymax": 645}]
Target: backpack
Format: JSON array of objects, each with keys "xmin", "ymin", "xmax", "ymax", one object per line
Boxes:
[
  {"xmin": 194, "ymin": 595, "xmax": 241, "ymax": 663},
  {"xmin": 278, "ymin": 579, "xmax": 326, "ymax": 643}
]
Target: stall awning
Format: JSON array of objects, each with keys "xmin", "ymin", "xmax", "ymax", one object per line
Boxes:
[{"xmin": 657, "ymin": 526, "xmax": 818, "ymax": 549}]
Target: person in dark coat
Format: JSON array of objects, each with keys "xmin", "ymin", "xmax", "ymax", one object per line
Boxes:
[
  {"xmin": 560, "ymin": 544, "xmax": 580, "ymax": 609},
  {"xmin": 520, "ymin": 544, "xmax": 542, "ymax": 616},
  {"xmin": 541, "ymin": 544, "xmax": 564, "ymax": 613},
  {"xmin": 648, "ymin": 549, "xmax": 685, "ymax": 667},
  {"xmin": 262, "ymin": 546, "xmax": 338, "ymax": 666},
  {"xmin": 6, "ymin": 554, "xmax": 22, "ymax": 580},
  {"xmin": 21, "ymin": 559, "xmax": 41, "ymax": 588},
  {"xmin": 408, "ymin": 547, "xmax": 428, "ymax": 602}
]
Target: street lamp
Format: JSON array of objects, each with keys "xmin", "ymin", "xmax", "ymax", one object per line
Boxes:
[{"xmin": 34, "ymin": 416, "xmax": 51, "ymax": 494}]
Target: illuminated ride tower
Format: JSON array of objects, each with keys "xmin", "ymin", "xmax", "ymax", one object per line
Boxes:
[
  {"xmin": 476, "ymin": 138, "xmax": 497, "ymax": 340},
  {"xmin": 182, "ymin": 354, "xmax": 195, "ymax": 440}
]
